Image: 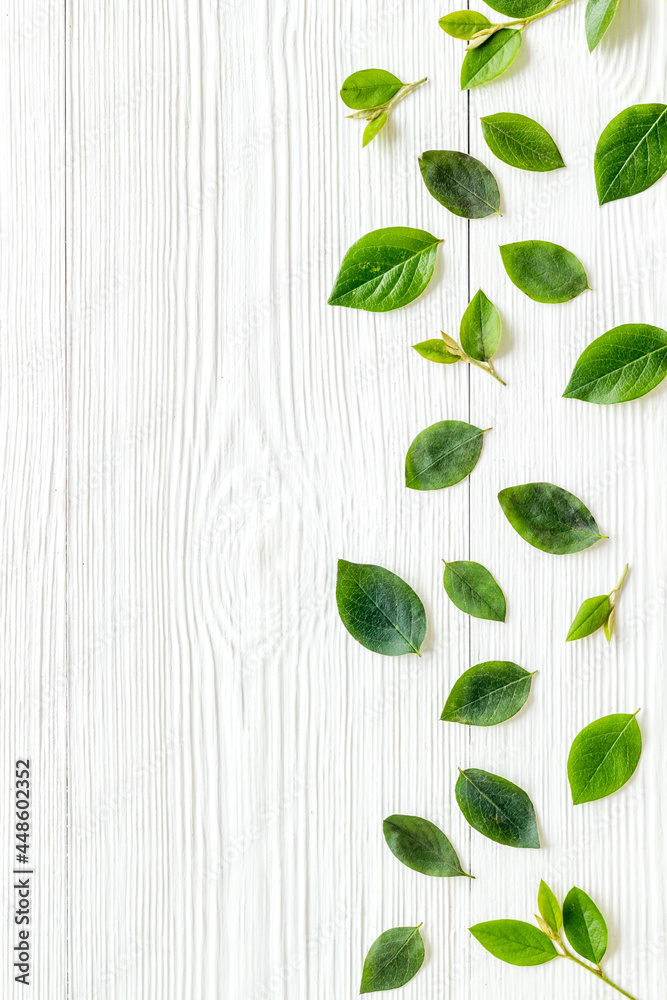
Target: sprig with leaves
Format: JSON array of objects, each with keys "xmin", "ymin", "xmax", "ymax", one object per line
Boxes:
[
  {"xmin": 340, "ymin": 69, "xmax": 427, "ymax": 146},
  {"xmin": 566, "ymin": 564, "xmax": 628, "ymax": 642},
  {"xmin": 471, "ymin": 881, "xmax": 638, "ymax": 999},
  {"xmin": 414, "ymin": 290, "xmax": 506, "ymax": 384}
]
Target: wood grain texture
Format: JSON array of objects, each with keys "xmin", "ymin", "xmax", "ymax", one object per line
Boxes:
[{"xmin": 4, "ymin": 0, "xmax": 666, "ymax": 996}]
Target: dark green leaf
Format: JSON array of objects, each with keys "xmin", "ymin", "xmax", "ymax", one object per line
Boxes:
[
  {"xmin": 336, "ymin": 559, "xmax": 426, "ymax": 656},
  {"xmin": 413, "ymin": 340, "xmax": 459, "ymax": 364},
  {"xmin": 563, "ymin": 324, "xmax": 667, "ymax": 403},
  {"xmin": 383, "ymin": 815, "xmax": 472, "ymax": 878},
  {"xmin": 363, "ymin": 113, "xmax": 388, "ymax": 147},
  {"xmin": 485, "ymin": 0, "xmax": 551, "ymax": 15},
  {"xmin": 439, "ymin": 9, "xmax": 492, "ymax": 38},
  {"xmin": 405, "ymin": 420, "xmax": 487, "ymax": 491},
  {"xmin": 441, "ymin": 661, "xmax": 534, "ymax": 726},
  {"xmin": 595, "ymin": 104, "xmax": 667, "ymax": 205},
  {"xmin": 328, "ymin": 227, "xmax": 442, "ymax": 312},
  {"xmin": 419, "ymin": 150, "xmax": 501, "ymax": 219},
  {"xmin": 538, "ymin": 880, "xmax": 563, "ymax": 934},
  {"xmin": 470, "ymin": 920, "xmax": 557, "ymax": 966},
  {"xmin": 498, "ymin": 482, "xmax": 605, "ymax": 554},
  {"xmin": 480, "ymin": 113, "xmax": 564, "ymax": 172},
  {"xmin": 500, "ymin": 241, "xmax": 589, "ymax": 303},
  {"xmin": 360, "ymin": 925, "xmax": 425, "ymax": 994},
  {"xmin": 586, "ymin": 0, "xmax": 620, "ymax": 51},
  {"xmin": 566, "ymin": 595, "xmax": 611, "ymax": 641},
  {"xmin": 563, "ymin": 887, "xmax": 608, "ymax": 964},
  {"xmin": 340, "ymin": 68, "xmax": 403, "ymax": 110},
  {"xmin": 460, "ymin": 289, "xmax": 501, "ymax": 361},
  {"xmin": 568, "ymin": 712, "xmax": 642, "ymax": 804},
  {"xmin": 443, "ymin": 560, "xmax": 506, "ymax": 621},
  {"xmin": 461, "ymin": 30, "xmax": 522, "ymax": 90},
  {"xmin": 456, "ymin": 768, "xmax": 540, "ymax": 848}
]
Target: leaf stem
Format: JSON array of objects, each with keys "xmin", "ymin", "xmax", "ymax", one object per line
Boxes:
[
  {"xmin": 558, "ymin": 946, "xmax": 638, "ymax": 999},
  {"xmin": 346, "ymin": 77, "xmax": 427, "ymax": 120},
  {"xmin": 467, "ymin": 355, "xmax": 507, "ymax": 385},
  {"xmin": 467, "ymin": 0, "xmax": 575, "ymax": 45},
  {"xmin": 610, "ymin": 562, "xmax": 629, "ymax": 599}
]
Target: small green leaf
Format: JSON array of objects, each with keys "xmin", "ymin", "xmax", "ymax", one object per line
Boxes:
[
  {"xmin": 383, "ymin": 815, "xmax": 472, "ymax": 878},
  {"xmin": 595, "ymin": 104, "xmax": 667, "ymax": 205},
  {"xmin": 363, "ymin": 112, "xmax": 388, "ymax": 147},
  {"xmin": 566, "ymin": 595, "xmax": 611, "ymax": 641},
  {"xmin": 336, "ymin": 559, "xmax": 426, "ymax": 656},
  {"xmin": 500, "ymin": 241, "xmax": 589, "ymax": 303},
  {"xmin": 563, "ymin": 887, "xmax": 608, "ymax": 964},
  {"xmin": 568, "ymin": 712, "xmax": 642, "ymax": 804},
  {"xmin": 470, "ymin": 920, "xmax": 557, "ymax": 966},
  {"xmin": 360, "ymin": 925, "xmax": 425, "ymax": 994},
  {"xmin": 563, "ymin": 324, "xmax": 667, "ymax": 404},
  {"xmin": 538, "ymin": 881, "xmax": 563, "ymax": 934},
  {"xmin": 456, "ymin": 768, "xmax": 540, "ymax": 848},
  {"xmin": 340, "ymin": 68, "xmax": 403, "ymax": 110},
  {"xmin": 441, "ymin": 661, "xmax": 534, "ymax": 726},
  {"xmin": 405, "ymin": 420, "xmax": 487, "ymax": 491},
  {"xmin": 419, "ymin": 150, "xmax": 501, "ymax": 219},
  {"xmin": 413, "ymin": 340, "xmax": 459, "ymax": 364},
  {"xmin": 586, "ymin": 0, "xmax": 620, "ymax": 51},
  {"xmin": 328, "ymin": 227, "xmax": 442, "ymax": 312},
  {"xmin": 461, "ymin": 29, "xmax": 522, "ymax": 90},
  {"xmin": 443, "ymin": 560, "xmax": 506, "ymax": 621},
  {"xmin": 498, "ymin": 482, "xmax": 605, "ymax": 554},
  {"xmin": 484, "ymin": 0, "xmax": 551, "ymax": 15},
  {"xmin": 480, "ymin": 113, "xmax": 564, "ymax": 172},
  {"xmin": 460, "ymin": 289, "xmax": 501, "ymax": 362},
  {"xmin": 439, "ymin": 9, "xmax": 492, "ymax": 38}
]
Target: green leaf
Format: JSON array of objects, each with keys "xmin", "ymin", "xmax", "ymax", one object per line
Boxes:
[
  {"xmin": 413, "ymin": 340, "xmax": 459, "ymax": 364},
  {"xmin": 383, "ymin": 815, "xmax": 472, "ymax": 878},
  {"xmin": 456, "ymin": 768, "xmax": 540, "ymax": 848},
  {"xmin": 419, "ymin": 150, "xmax": 501, "ymax": 219},
  {"xmin": 461, "ymin": 29, "xmax": 522, "ymax": 90},
  {"xmin": 441, "ymin": 661, "xmax": 534, "ymax": 726},
  {"xmin": 484, "ymin": 0, "xmax": 551, "ymax": 15},
  {"xmin": 443, "ymin": 560, "xmax": 506, "ymax": 621},
  {"xmin": 328, "ymin": 227, "xmax": 442, "ymax": 312},
  {"xmin": 595, "ymin": 104, "xmax": 667, "ymax": 205},
  {"xmin": 538, "ymin": 880, "xmax": 563, "ymax": 934},
  {"xmin": 439, "ymin": 10, "xmax": 492, "ymax": 38},
  {"xmin": 563, "ymin": 324, "xmax": 667, "ymax": 404},
  {"xmin": 340, "ymin": 68, "xmax": 403, "ymax": 110},
  {"xmin": 500, "ymin": 241, "xmax": 589, "ymax": 303},
  {"xmin": 563, "ymin": 887, "xmax": 608, "ymax": 964},
  {"xmin": 363, "ymin": 112, "xmax": 388, "ymax": 147},
  {"xmin": 405, "ymin": 420, "xmax": 487, "ymax": 491},
  {"xmin": 360, "ymin": 925, "xmax": 425, "ymax": 994},
  {"xmin": 568, "ymin": 712, "xmax": 642, "ymax": 804},
  {"xmin": 460, "ymin": 289, "xmax": 501, "ymax": 362},
  {"xmin": 470, "ymin": 920, "xmax": 557, "ymax": 966},
  {"xmin": 336, "ymin": 559, "xmax": 426, "ymax": 656},
  {"xmin": 498, "ymin": 482, "xmax": 605, "ymax": 554},
  {"xmin": 480, "ymin": 113, "xmax": 564, "ymax": 172},
  {"xmin": 586, "ymin": 0, "xmax": 620, "ymax": 51},
  {"xmin": 566, "ymin": 595, "xmax": 611, "ymax": 641}
]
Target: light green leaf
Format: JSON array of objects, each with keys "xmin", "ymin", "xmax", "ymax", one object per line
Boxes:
[
  {"xmin": 360, "ymin": 925, "xmax": 425, "ymax": 994},
  {"xmin": 500, "ymin": 240, "xmax": 589, "ymax": 303},
  {"xmin": 336, "ymin": 559, "xmax": 426, "ymax": 656},
  {"xmin": 563, "ymin": 324, "xmax": 667, "ymax": 403},
  {"xmin": 568, "ymin": 712, "xmax": 642, "ymax": 804},
  {"xmin": 363, "ymin": 112, "xmax": 388, "ymax": 147},
  {"xmin": 383, "ymin": 815, "xmax": 472, "ymax": 877},
  {"xmin": 443, "ymin": 560, "xmax": 506, "ymax": 621},
  {"xmin": 340, "ymin": 68, "xmax": 403, "ymax": 110},
  {"xmin": 460, "ymin": 289, "xmax": 501, "ymax": 361},
  {"xmin": 470, "ymin": 920, "xmax": 557, "ymax": 966},
  {"xmin": 586, "ymin": 0, "xmax": 620, "ymax": 51},
  {"xmin": 498, "ymin": 482, "xmax": 605, "ymax": 554},
  {"xmin": 419, "ymin": 150, "xmax": 501, "ymax": 219},
  {"xmin": 456, "ymin": 768, "xmax": 540, "ymax": 848},
  {"xmin": 441, "ymin": 661, "xmax": 534, "ymax": 726},
  {"xmin": 538, "ymin": 880, "xmax": 563, "ymax": 934},
  {"xmin": 439, "ymin": 9, "xmax": 492, "ymax": 38},
  {"xmin": 480, "ymin": 113, "xmax": 564, "ymax": 172},
  {"xmin": 461, "ymin": 29, "xmax": 522, "ymax": 90},
  {"xmin": 595, "ymin": 104, "xmax": 667, "ymax": 205},
  {"xmin": 413, "ymin": 340, "xmax": 460, "ymax": 364},
  {"xmin": 328, "ymin": 227, "xmax": 442, "ymax": 312},
  {"xmin": 405, "ymin": 420, "xmax": 487, "ymax": 491},
  {"xmin": 563, "ymin": 887, "xmax": 608, "ymax": 964},
  {"xmin": 485, "ymin": 0, "xmax": 551, "ymax": 14},
  {"xmin": 566, "ymin": 595, "xmax": 611, "ymax": 641}
]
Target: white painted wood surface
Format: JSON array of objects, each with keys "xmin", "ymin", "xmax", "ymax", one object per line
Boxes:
[{"xmin": 1, "ymin": 1, "xmax": 666, "ymax": 997}]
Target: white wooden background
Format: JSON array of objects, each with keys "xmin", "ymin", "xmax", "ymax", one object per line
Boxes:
[{"xmin": 1, "ymin": 1, "xmax": 665, "ymax": 997}]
